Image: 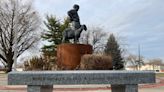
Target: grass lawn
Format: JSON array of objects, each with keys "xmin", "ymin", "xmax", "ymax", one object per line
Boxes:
[
  {"xmin": 156, "ymin": 72, "xmax": 164, "ymax": 77},
  {"xmin": 0, "ymin": 73, "xmax": 7, "ymax": 85},
  {"xmin": 0, "ymin": 73, "xmax": 7, "ymax": 77},
  {"xmin": 0, "ymin": 73, "xmax": 6, "ymax": 76}
]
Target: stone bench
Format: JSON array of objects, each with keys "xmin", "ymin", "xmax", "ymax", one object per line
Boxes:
[{"xmin": 8, "ymin": 71, "xmax": 155, "ymax": 92}]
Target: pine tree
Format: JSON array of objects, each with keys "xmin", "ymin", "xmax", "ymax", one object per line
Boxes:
[
  {"xmin": 104, "ymin": 34, "xmax": 124, "ymax": 70},
  {"xmin": 42, "ymin": 15, "xmax": 70, "ymax": 58}
]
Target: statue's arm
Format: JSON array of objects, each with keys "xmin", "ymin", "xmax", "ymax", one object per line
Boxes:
[{"xmin": 67, "ymin": 10, "xmax": 73, "ymax": 21}]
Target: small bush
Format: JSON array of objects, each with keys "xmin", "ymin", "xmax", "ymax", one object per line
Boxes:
[
  {"xmin": 24, "ymin": 57, "xmax": 44, "ymax": 71},
  {"xmin": 79, "ymin": 54, "xmax": 113, "ymax": 70},
  {"xmin": 24, "ymin": 56, "xmax": 57, "ymax": 71}
]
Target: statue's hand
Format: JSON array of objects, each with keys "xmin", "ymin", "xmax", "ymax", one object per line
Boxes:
[
  {"xmin": 67, "ymin": 17, "xmax": 73, "ymax": 22},
  {"xmin": 73, "ymin": 18, "xmax": 79, "ymax": 22},
  {"xmin": 70, "ymin": 18, "xmax": 73, "ymax": 22}
]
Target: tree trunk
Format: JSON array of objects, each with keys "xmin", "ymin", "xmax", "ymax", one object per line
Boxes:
[
  {"xmin": 6, "ymin": 54, "xmax": 14, "ymax": 73},
  {"xmin": 6, "ymin": 61, "xmax": 13, "ymax": 73}
]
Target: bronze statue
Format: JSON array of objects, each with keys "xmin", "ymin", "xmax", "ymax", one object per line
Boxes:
[
  {"xmin": 67, "ymin": 4, "xmax": 81, "ymax": 30},
  {"xmin": 62, "ymin": 25, "xmax": 87, "ymax": 43},
  {"xmin": 62, "ymin": 4, "xmax": 87, "ymax": 43}
]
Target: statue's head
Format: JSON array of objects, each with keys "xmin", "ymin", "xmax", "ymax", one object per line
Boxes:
[
  {"xmin": 82, "ymin": 25, "xmax": 87, "ymax": 31},
  {"xmin": 73, "ymin": 4, "xmax": 79, "ymax": 11}
]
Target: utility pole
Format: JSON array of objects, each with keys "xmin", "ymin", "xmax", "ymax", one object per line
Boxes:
[{"xmin": 138, "ymin": 44, "xmax": 141, "ymax": 70}]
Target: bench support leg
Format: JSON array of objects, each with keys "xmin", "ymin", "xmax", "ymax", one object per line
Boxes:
[
  {"xmin": 27, "ymin": 85, "xmax": 53, "ymax": 92},
  {"xmin": 111, "ymin": 84, "xmax": 138, "ymax": 92}
]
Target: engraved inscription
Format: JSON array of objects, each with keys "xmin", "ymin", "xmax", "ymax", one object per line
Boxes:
[{"xmin": 31, "ymin": 76, "xmax": 112, "ymax": 82}]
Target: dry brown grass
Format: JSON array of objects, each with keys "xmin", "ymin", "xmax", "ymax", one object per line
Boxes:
[
  {"xmin": 79, "ymin": 54, "xmax": 113, "ymax": 70},
  {"xmin": 24, "ymin": 56, "xmax": 57, "ymax": 71},
  {"xmin": 24, "ymin": 57, "xmax": 44, "ymax": 71}
]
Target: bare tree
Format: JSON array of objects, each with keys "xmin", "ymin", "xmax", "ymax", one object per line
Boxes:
[
  {"xmin": 80, "ymin": 26, "xmax": 107, "ymax": 53},
  {"xmin": 0, "ymin": 0, "xmax": 41, "ymax": 72},
  {"xmin": 149, "ymin": 58, "xmax": 163, "ymax": 65},
  {"xmin": 149, "ymin": 58, "xmax": 163, "ymax": 70},
  {"xmin": 125, "ymin": 54, "xmax": 144, "ymax": 70}
]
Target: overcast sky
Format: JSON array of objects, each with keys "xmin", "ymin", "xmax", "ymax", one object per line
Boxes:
[
  {"xmin": 10, "ymin": 0, "xmax": 164, "ymax": 64},
  {"xmin": 32, "ymin": 0, "xmax": 164, "ymax": 60},
  {"xmin": 0, "ymin": 0, "xmax": 162, "ymax": 67}
]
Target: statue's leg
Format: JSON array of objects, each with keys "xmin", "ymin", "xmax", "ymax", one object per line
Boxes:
[
  {"xmin": 76, "ymin": 36, "xmax": 79, "ymax": 43},
  {"xmin": 72, "ymin": 22, "xmax": 76, "ymax": 30},
  {"xmin": 76, "ymin": 38, "xmax": 79, "ymax": 43},
  {"xmin": 62, "ymin": 37, "xmax": 65, "ymax": 43},
  {"xmin": 74, "ymin": 38, "xmax": 76, "ymax": 44},
  {"xmin": 74, "ymin": 38, "xmax": 77, "ymax": 44},
  {"xmin": 74, "ymin": 21, "xmax": 81, "ymax": 29}
]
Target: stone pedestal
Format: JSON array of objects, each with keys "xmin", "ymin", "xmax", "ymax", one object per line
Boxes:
[
  {"xmin": 57, "ymin": 43, "xmax": 92, "ymax": 69},
  {"xmin": 8, "ymin": 71, "xmax": 156, "ymax": 92},
  {"xmin": 111, "ymin": 84, "xmax": 138, "ymax": 92}
]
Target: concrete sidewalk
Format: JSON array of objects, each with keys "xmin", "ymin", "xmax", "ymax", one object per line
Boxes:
[
  {"xmin": 0, "ymin": 83, "xmax": 164, "ymax": 92},
  {"xmin": 0, "ymin": 86, "xmax": 164, "ymax": 92}
]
